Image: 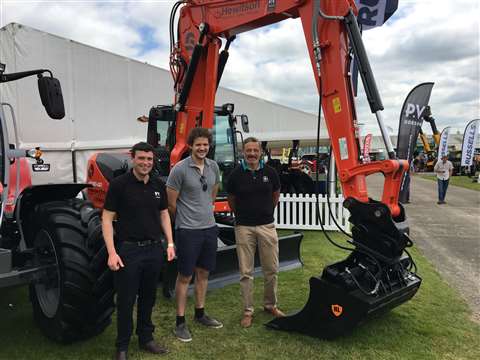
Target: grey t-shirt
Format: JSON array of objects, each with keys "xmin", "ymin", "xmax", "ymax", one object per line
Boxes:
[{"xmin": 166, "ymin": 156, "xmax": 220, "ymax": 229}]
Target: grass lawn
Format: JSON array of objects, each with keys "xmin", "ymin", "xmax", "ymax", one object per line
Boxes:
[
  {"xmin": 419, "ymin": 174, "xmax": 480, "ymax": 191},
  {"xmin": 1, "ymin": 231, "xmax": 479, "ymax": 360}
]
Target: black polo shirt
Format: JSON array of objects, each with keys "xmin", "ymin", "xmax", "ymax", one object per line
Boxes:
[
  {"xmin": 104, "ymin": 170, "xmax": 168, "ymax": 242},
  {"xmin": 226, "ymin": 163, "xmax": 280, "ymax": 226}
]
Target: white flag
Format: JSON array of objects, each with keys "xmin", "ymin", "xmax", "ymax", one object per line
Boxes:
[
  {"xmin": 461, "ymin": 119, "xmax": 480, "ymax": 166},
  {"xmin": 438, "ymin": 127, "xmax": 450, "ymax": 158}
]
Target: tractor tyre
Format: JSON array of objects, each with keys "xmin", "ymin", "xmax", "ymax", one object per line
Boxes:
[{"xmin": 29, "ymin": 199, "xmax": 114, "ymax": 343}]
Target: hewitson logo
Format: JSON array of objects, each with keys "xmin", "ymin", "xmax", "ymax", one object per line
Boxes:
[
  {"xmin": 214, "ymin": 0, "xmax": 260, "ymax": 18},
  {"xmin": 331, "ymin": 304, "xmax": 343, "ymax": 317}
]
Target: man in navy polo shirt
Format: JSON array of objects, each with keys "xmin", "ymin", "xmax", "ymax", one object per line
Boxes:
[
  {"xmin": 166, "ymin": 127, "xmax": 223, "ymax": 342},
  {"xmin": 102, "ymin": 142, "xmax": 175, "ymax": 360},
  {"xmin": 227, "ymin": 137, "xmax": 285, "ymax": 328}
]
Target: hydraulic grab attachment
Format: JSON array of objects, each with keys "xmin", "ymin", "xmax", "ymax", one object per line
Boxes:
[{"xmin": 170, "ymin": 0, "xmax": 421, "ymax": 338}]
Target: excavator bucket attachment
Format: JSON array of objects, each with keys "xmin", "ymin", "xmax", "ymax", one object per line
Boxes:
[
  {"xmin": 266, "ymin": 253, "xmax": 421, "ymax": 339},
  {"xmin": 267, "ymin": 198, "xmax": 422, "ymax": 339},
  {"xmin": 160, "ymin": 228, "xmax": 303, "ymax": 298}
]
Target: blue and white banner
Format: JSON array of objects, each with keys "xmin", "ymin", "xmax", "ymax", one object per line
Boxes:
[
  {"xmin": 351, "ymin": 0, "xmax": 398, "ymax": 94},
  {"xmin": 461, "ymin": 119, "xmax": 480, "ymax": 166},
  {"xmin": 438, "ymin": 127, "xmax": 450, "ymax": 159},
  {"xmin": 355, "ymin": 0, "xmax": 399, "ymax": 30}
]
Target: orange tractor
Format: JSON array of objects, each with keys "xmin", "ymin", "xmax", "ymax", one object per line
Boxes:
[{"xmin": 0, "ymin": 64, "xmax": 114, "ymax": 342}]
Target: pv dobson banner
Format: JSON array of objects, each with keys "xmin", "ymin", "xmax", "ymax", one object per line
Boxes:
[
  {"xmin": 461, "ymin": 119, "xmax": 480, "ymax": 166},
  {"xmin": 397, "ymin": 82, "xmax": 434, "ymax": 203},
  {"xmin": 396, "ymin": 83, "xmax": 434, "ymax": 161},
  {"xmin": 438, "ymin": 127, "xmax": 450, "ymax": 159}
]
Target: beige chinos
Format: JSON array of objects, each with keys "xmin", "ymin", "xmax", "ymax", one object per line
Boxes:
[{"xmin": 235, "ymin": 223, "xmax": 279, "ymax": 314}]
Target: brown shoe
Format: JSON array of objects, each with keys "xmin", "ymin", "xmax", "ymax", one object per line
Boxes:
[
  {"xmin": 264, "ymin": 307, "xmax": 286, "ymax": 318},
  {"xmin": 140, "ymin": 340, "xmax": 169, "ymax": 355},
  {"xmin": 240, "ymin": 313, "xmax": 253, "ymax": 328}
]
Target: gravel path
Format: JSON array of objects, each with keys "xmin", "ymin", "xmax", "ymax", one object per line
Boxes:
[{"xmin": 366, "ymin": 173, "xmax": 480, "ymax": 322}]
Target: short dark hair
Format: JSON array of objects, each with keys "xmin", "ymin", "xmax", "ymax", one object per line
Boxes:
[
  {"xmin": 187, "ymin": 127, "xmax": 212, "ymax": 146},
  {"xmin": 243, "ymin": 137, "xmax": 261, "ymax": 148},
  {"xmin": 130, "ymin": 141, "xmax": 154, "ymax": 157}
]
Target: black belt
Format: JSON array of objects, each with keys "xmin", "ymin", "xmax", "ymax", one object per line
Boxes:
[{"xmin": 124, "ymin": 239, "xmax": 160, "ymax": 247}]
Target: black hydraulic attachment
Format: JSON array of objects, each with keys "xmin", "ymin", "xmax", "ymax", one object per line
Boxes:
[{"xmin": 266, "ymin": 198, "xmax": 421, "ymax": 338}]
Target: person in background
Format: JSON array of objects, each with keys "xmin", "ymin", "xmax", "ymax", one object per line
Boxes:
[{"xmin": 434, "ymin": 155, "xmax": 453, "ymax": 204}]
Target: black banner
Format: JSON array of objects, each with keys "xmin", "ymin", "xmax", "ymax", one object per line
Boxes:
[{"xmin": 397, "ymin": 82, "xmax": 434, "ymax": 203}]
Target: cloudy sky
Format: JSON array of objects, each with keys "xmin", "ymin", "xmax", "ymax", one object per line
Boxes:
[{"xmin": 0, "ymin": 0, "xmax": 478, "ymax": 136}]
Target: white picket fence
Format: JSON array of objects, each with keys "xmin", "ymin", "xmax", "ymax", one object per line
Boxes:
[{"xmin": 274, "ymin": 194, "xmax": 350, "ymax": 232}]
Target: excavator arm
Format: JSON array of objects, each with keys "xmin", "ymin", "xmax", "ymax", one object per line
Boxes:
[
  {"xmin": 170, "ymin": 0, "xmax": 407, "ymax": 217},
  {"xmin": 419, "ymin": 128, "xmax": 432, "ymax": 153},
  {"xmin": 423, "ymin": 105, "xmax": 441, "ymax": 146},
  {"xmin": 168, "ymin": 0, "xmax": 421, "ymax": 338}
]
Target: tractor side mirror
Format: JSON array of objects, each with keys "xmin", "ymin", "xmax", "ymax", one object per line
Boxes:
[
  {"xmin": 240, "ymin": 114, "xmax": 249, "ymax": 133},
  {"xmin": 38, "ymin": 76, "xmax": 65, "ymax": 119}
]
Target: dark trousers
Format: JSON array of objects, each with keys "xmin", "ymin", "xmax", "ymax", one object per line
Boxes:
[
  {"xmin": 437, "ymin": 179, "xmax": 449, "ymax": 202},
  {"xmin": 114, "ymin": 242, "xmax": 163, "ymax": 351}
]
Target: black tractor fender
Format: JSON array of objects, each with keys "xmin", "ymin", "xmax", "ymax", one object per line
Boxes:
[{"xmin": 14, "ymin": 183, "xmax": 91, "ymax": 248}]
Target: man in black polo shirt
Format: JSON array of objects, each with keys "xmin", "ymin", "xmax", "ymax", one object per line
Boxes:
[
  {"xmin": 102, "ymin": 142, "xmax": 175, "ymax": 360},
  {"xmin": 227, "ymin": 137, "xmax": 285, "ymax": 328}
]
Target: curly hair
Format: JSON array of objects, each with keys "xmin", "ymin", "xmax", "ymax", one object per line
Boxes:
[{"xmin": 187, "ymin": 127, "xmax": 213, "ymax": 146}]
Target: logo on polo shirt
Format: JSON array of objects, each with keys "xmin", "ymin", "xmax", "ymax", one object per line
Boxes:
[
  {"xmin": 263, "ymin": 176, "xmax": 269, "ymax": 183},
  {"xmin": 154, "ymin": 191, "xmax": 161, "ymax": 198}
]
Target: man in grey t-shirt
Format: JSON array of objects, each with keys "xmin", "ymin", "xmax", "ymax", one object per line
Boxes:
[{"xmin": 166, "ymin": 127, "xmax": 223, "ymax": 342}]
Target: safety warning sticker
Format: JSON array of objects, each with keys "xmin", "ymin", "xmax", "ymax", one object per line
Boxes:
[{"xmin": 339, "ymin": 137, "xmax": 348, "ymax": 160}]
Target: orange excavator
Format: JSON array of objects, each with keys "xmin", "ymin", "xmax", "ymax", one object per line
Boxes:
[
  {"xmin": 87, "ymin": 0, "xmax": 421, "ymax": 338},
  {"xmin": 164, "ymin": 0, "xmax": 420, "ymax": 339}
]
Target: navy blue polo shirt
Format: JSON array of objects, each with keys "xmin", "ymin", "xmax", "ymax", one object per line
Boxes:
[
  {"xmin": 104, "ymin": 170, "xmax": 168, "ymax": 242},
  {"xmin": 226, "ymin": 163, "xmax": 280, "ymax": 226}
]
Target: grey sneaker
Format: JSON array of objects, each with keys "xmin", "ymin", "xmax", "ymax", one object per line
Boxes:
[
  {"xmin": 194, "ymin": 314, "xmax": 223, "ymax": 328},
  {"xmin": 174, "ymin": 323, "xmax": 192, "ymax": 342}
]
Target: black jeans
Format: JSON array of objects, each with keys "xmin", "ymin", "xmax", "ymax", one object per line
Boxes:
[{"xmin": 114, "ymin": 241, "xmax": 163, "ymax": 351}]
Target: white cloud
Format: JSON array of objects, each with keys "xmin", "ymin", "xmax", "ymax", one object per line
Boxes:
[{"xmin": 1, "ymin": 0, "xmax": 479, "ymax": 137}]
